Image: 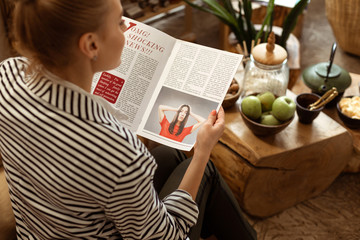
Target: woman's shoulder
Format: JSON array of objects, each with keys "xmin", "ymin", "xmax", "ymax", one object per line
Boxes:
[
  {"xmin": 0, "ymin": 57, "xmax": 29, "ymax": 86},
  {"xmin": 100, "ymin": 120, "xmax": 150, "ymax": 158},
  {"xmin": 1, "ymin": 56, "xmax": 28, "ymax": 65},
  {"xmin": 0, "ymin": 57, "xmax": 29, "ymax": 73}
]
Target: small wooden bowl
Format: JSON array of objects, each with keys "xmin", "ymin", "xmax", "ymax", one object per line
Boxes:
[
  {"xmin": 336, "ymin": 96, "xmax": 360, "ymax": 129},
  {"xmin": 239, "ymin": 105, "xmax": 294, "ymax": 136},
  {"xmin": 222, "ymin": 79, "xmax": 241, "ymax": 109}
]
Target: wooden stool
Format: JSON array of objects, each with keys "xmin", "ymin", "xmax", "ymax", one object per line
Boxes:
[{"xmin": 210, "ymin": 90, "xmax": 353, "ymax": 218}]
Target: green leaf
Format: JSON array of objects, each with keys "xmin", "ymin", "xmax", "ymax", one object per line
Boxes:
[
  {"xmin": 255, "ymin": 0, "xmax": 275, "ymax": 43},
  {"xmin": 243, "ymin": 0, "xmax": 255, "ymax": 48},
  {"xmin": 202, "ymin": 0, "xmax": 238, "ymax": 26},
  {"xmin": 183, "ymin": 0, "xmax": 238, "ymax": 28},
  {"xmin": 220, "ymin": 0, "xmax": 237, "ymax": 20},
  {"xmin": 236, "ymin": 0, "xmax": 246, "ymax": 43},
  {"xmin": 279, "ymin": 0, "xmax": 309, "ymax": 47}
]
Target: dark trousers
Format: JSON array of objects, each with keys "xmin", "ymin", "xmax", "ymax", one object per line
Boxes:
[{"xmin": 151, "ymin": 146, "xmax": 257, "ymax": 240}]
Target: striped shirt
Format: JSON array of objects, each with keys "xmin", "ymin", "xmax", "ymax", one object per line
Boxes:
[{"xmin": 0, "ymin": 57, "xmax": 198, "ymax": 240}]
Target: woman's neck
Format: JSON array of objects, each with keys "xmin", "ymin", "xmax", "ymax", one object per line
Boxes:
[{"xmin": 47, "ymin": 58, "xmax": 94, "ymax": 93}]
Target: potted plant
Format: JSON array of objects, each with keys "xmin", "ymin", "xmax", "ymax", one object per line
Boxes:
[{"xmin": 183, "ymin": 0, "xmax": 309, "ymax": 55}]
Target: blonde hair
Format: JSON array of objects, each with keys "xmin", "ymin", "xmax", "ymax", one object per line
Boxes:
[{"xmin": 12, "ymin": 0, "xmax": 109, "ymax": 70}]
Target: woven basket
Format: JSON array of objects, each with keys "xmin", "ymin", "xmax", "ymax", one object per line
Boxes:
[{"xmin": 325, "ymin": 0, "xmax": 360, "ymax": 56}]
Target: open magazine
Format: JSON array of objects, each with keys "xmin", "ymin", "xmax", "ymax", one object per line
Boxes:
[{"xmin": 91, "ymin": 17, "xmax": 243, "ymax": 151}]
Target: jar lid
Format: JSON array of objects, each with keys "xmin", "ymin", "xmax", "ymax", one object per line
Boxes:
[{"xmin": 252, "ymin": 32, "xmax": 287, "ymax": 65}]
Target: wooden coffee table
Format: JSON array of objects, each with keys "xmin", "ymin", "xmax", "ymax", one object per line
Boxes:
[
  {"xmin": 292, "ymin": 73, "xmax": 360, "ymax": 173},
  {"xmin": 210, "ymin": 74, "xmax": 359, "ymax": 218}
]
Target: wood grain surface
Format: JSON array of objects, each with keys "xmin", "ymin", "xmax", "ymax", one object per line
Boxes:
[
  {"xmin": 292, "ymin": 73, "xmax": 360, "ymax": 173},
  {"xmin": 210, "ymin": 89, "xmax": 353, "ymax": 217}
]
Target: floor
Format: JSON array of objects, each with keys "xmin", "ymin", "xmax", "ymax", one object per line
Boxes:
[{"xmin": 146, "ymin": 0, "xmax": 360, "ymax": 239}]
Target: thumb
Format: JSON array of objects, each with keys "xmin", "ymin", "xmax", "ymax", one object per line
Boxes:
[{"xmin": 207, "ymin": 110, "xmax": 217, "ymax": 124}]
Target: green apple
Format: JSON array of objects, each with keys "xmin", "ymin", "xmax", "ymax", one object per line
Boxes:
[
  {"xmin": 241, "ymin": 96, "xmax": 262, "ymax": 120},
  {"xmin": 257, "ymin": 91, "xmax": 276, "ymax": 112},
  {"xmin": 260, "ymin": 111, "xmax": 281, "ymax": 125},
  {"xmin": 272, "ymin": 96, "xmax": 296, "ymax": 121}
]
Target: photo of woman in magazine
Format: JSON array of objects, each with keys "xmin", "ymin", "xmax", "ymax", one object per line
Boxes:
[
  {"xmin": 158, "ymin": 104, "xmax": 205, "ymax": 142},
  {"xmin": 142, "ymin": 86, "xmax": 219, "ymax": 147}
]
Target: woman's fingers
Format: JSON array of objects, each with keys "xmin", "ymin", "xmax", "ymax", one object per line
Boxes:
[
  {"xmin": 207, "ymin": 107, "xmax": 225, "ymax": 131},
  {"xmin": 195, "ymin": 108, "xmax": 225, "ymax": 152},
  {"xmin": 207, "ymin": 110, "xmax": 217, "ymax": 123},
  {"xmin": 215, "ymin": 106, "xmax": 225, "ymax": 126}
]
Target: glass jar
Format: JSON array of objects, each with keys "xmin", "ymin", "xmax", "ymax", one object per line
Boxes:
[
  {"xmin": 240, "ymin": 32, "xmax": 289, "ymax": 98},
  {"xmin": 242, "ymin": 55, "xmax": 289, "ymax": 98}
]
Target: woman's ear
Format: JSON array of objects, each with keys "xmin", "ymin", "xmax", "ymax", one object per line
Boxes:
[{"xmin": 78, "ymin": 32, "xmax": 99, "ymax": 60}]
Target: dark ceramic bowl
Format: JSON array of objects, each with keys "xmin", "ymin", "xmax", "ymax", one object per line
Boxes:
[
  {"xmin": 336, "ymin": 96, "xmax": 360, "ymax": 129},
  {"xmin": 239, "ymin": 105, "xmax": 294, "ymax": 136},
  {"xmin": 295, "ymin": 93, "xmax": 324, "ymax": 124}
]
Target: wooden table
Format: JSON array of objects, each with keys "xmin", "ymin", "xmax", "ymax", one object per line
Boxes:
[
  {"xmin": 292, "ymin": 73, "xmax": 360, "ymax": 173},
  {"xmin": 210, "ymin": 75, "xmax": 358, "ymax": 218}
]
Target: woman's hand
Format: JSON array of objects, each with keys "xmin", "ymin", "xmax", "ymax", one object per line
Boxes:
[
  {"xmin": 178, "ymin": 107, "xmax": 225, "ymax": 200},
  {"xmin": 194, "ymin": 107, "xmax": 225, "ymax": 157}
]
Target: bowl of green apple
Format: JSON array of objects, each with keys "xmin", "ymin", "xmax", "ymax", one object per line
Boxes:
[{"xmin": 239, "ymin": 92, "xmax": 295, "ymax": 136}]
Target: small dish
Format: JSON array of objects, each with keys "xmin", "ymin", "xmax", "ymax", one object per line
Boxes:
[
  {"xmin": 336, "ymin": 96, "xmax": 360, "ymax": 129},
  {"xmin": 222, "ymin": 79, "xmax": 241, "ymax": 109}
]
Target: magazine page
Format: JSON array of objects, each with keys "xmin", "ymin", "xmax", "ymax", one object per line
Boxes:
[
  {"xmin": 91, "ymin": 17, "xmax": 176, "ymax": 131},
  {"xmin": 137, "ymin": 40, "xmax": 243, "ymax": 151}
]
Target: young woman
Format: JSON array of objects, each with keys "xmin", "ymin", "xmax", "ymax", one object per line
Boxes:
[
  {"xmin": 0, "ymin": 0, "xmax": 257, "ymax": 239},
  {"xmin": 158, "ymin": 104, "xmax": 205, "ymax": 142}
]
